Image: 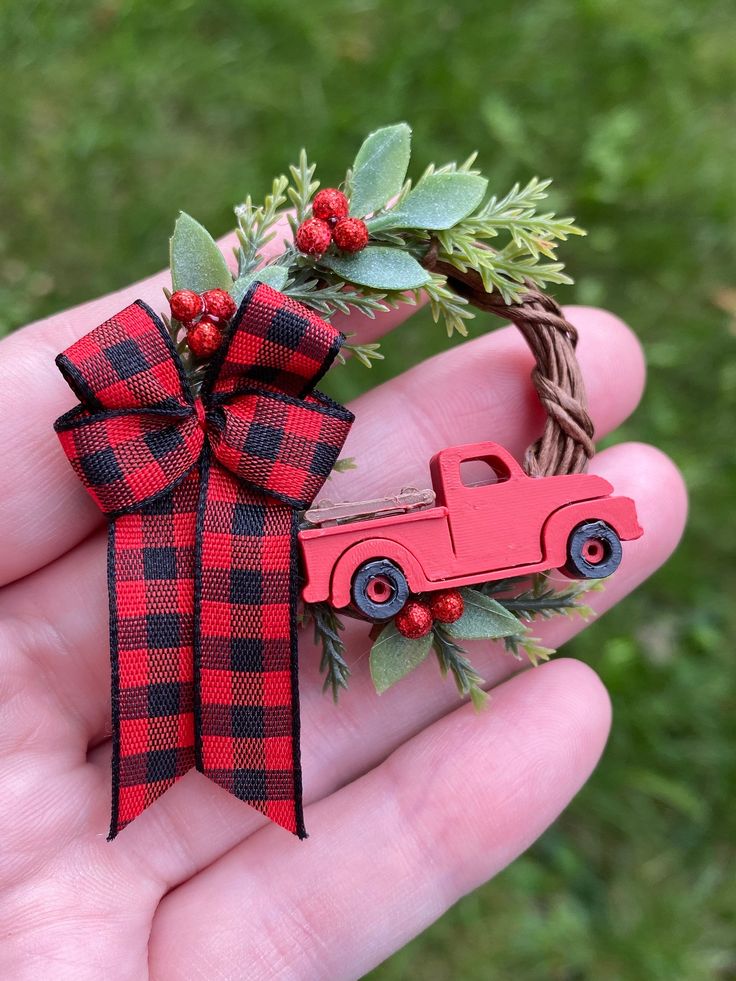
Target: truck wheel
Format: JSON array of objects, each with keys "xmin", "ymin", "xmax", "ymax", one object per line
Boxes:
[
  {"xmin": 351, "ymin": 559, "xmax": 410, "ymax": 621},
  {"xmin": 564, "ymin": 521, "xmax": 622, "ymax": 579}
]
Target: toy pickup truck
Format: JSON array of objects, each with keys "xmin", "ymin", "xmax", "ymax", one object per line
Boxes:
[{"xmin": 299, "ymin": 441, "xmax": 642, "ymax": 621}]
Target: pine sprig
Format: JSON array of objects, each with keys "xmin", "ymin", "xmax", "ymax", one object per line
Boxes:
[
  {"xmin": 283, "ymin": 275, "xmax": 391, "ymax": 319},
  {"xmin": 500, "ymin": 575, "xmax": 601, "ymax": 622},
  {"xmin": 287, "ymin": 149, "xmax": 319, "ymax": 225},
  {"xmin": 432, "ymin": 624, "xmax": 488, "ymax": 710},
  {"xmin": 470, "ymin": 178, "xmax": 582, "ymax": 254},
  {"xmin": 234, "ymin": 175, "xmax": 289, "ymax": 277},
  {"xmin": 340, "ymin": 339, "xmax": 384, "ymax": 368},
  {"xmin": 306, "ymin": 602, "xmax": 351, "ymax": 702},
  {"xmin": 503, "ymin": 631, "xmax": 555, "ymax": 667},
  {"xmin": 417, "ymin": 153, "xmax": 482, "ymax": 179},
  {"xmin": 433, "ymin": 176, "xmax": 585, "ymax": 304},
  {"xmin": 424, "ymin": 272, "xmax": 476, "ymax": 337}
]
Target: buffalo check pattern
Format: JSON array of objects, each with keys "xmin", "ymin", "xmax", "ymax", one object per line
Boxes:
[{"xmin": 55, "ymin": 283, "xmax": 353, "ymax": 838}]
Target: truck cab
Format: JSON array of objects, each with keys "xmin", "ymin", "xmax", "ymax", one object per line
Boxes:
[{"xmin": 428, "ymin": 443, "xmax": 612, "ymax": 577}]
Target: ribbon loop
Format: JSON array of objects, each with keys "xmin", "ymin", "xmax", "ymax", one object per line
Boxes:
[
  {"xmin": 55, "ymin": 408, "xmax": 204, "ymax": 517},
  {"xmin": 55, "ymin": 282, "xmax": 353, "ymax": 838},
  {"xmin": 205, "ymin": 283, "xmax": 343, "ymax": 400},
  {"xmin": 56, "ymin": 300, "xmax": 191, "ymax": 412},
  {"xmin": 207, "ymin": 389, "xmax": 353, "ymax": 509}
]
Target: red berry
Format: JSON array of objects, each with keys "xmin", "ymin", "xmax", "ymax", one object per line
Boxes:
[
  {"xmin": 187, "ymin": 318, "xmax": 222, "ymax": 360},
  {"xmin": 169, "ymin": 289, "xmax": 204, "ymax": 323},
  {"xmin": 332, "ymin": 216, "xmax": 369, "ymax": 253},
  {"xmin": 395, "ymin": 599, "xmax": 433, "ymax": 639},
  {"xmin": 296, "ymin": 217, "xmax": 333, "ymax": 256},
  {"xmin": 202, "ymin": 288, "xmax": 236, "ymax": 322},
  {"xmin": 312, "ymin": 188, "xmax": 349, "ymax": 223},
  {"xmin": 429, "ymin": 589, "xmax": 465, "ymax": 624}
]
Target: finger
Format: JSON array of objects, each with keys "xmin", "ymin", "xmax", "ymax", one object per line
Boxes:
[
  {"xmin": 0, "ymin": 309, "xmax": 647, "ymax": 745},
  {"xmin": 0, "ymin": 529, "xmax": 109, "ymax": 745},
  {"xmin": 148, "ymin": 658, "xmax": 611, "ymax": 980},
  {"xmin": 0, "ymin": 217, "xmax": 419, "ymax": 586}
]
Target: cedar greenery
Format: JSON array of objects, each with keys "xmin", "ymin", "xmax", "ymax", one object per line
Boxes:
[
  {"xmin": 430, "ymin": 177, "xmax": 584, "ymax": 305},
  {"xmin": 303, "ymin": 602, "xmax": 351, "ymax": 702},
  {"xmin": 234, "ymin": 175, "xmax": 289, "ymax": 278},
  {"xmin": 489, "ymin": 575, "xmax": 601, "ymax": 620},
  {"xmin": 432, "ymin": 624, "xmax": 489, "ymax": 710},
  {"xmin": 339, "ymin": 338, "xmax": 384, "ymax": 367},
  {"xmin": 279, "ymin": 273, "xmax": 392, "ymax": 319},
  {"xmin": 287, "ymin": 149, "xmax": 319, "ymax": 226},
  {"xmin": 424, "ymin": 272, "xmax": 474, "ymax": 337}
]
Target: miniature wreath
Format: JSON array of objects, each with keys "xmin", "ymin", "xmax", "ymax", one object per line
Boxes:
[
  {"xmin": 166, "ymin": 123, "xmax": 603, "ymax": 707},
  {"xmin": 54, "ymin": 122, "xmax": 641, "ymax": 839}
]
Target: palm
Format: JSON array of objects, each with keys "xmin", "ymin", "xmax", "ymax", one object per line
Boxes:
[{"xmin": 0, "ymin": 242, "xmax": 685, "ymax": 979}]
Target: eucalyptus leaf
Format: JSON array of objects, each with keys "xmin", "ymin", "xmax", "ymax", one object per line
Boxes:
[
  {"xmin": 444, "ymin": 588, "xmax": 524, "ymax": 641},
  {"xmin": 230, "ymin": 265, "xmax": 289, "ymax": 305},
  {"xmin": 170, "ymin": 212, "xmax": 232, "ymax": 293},
  {"xmin": 321, "ymin": 246, "xmax": 430, "ymax": 290},
  {"xmin": 370, "ymin": 621, "xmax": 433, "ymax": 694},
  {"xmin": 368, "ymin": 172, "xmax": 488, "ymax": 232},
  {"xmin": 348, "ymin": 123, "xmax": 411, "ymax": 218}
]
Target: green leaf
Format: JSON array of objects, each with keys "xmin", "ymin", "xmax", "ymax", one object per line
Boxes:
[
  {"xmin": 368, "ymin": 172, "xmax": 488, "ymax": 232},
  {"xmin": 170, "ymin": 212, "xmax": 232, "ymax": 293},
  {"xmin": 370, "ymin": 621, "xmax": 433, "ymax": 693},
  {"xmin": 445, "ymin": 588, "xmax": 525, "ymax": 641},
  {"xmin": 230, "ymin": 265, "xmax": 289, "ymax": 305},
  {"xmin": 348, "ymin": 123, "xmax": 412, "ymax": 218},
  {"xmin": 321, "ymin": 246, "xmax": 430, "ymax": 290}
]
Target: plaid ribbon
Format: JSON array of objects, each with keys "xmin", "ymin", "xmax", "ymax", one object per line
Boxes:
[{"xmin": 54, "ymin": 282, "xmax": 353, "ymax": 839}]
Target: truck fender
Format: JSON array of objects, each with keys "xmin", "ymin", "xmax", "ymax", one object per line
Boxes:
[
  {"xmin": 329, "ymin": 539, "xmax": 426, "ymax": 609},
  {"xmin": 541, "ymin": 497, "xmax": 642, "ymax": 568}
]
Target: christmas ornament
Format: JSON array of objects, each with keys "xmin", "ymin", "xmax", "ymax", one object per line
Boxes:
[{"xmin": 54, "ymin": 122, "xmax": 642, "ymax": 840}]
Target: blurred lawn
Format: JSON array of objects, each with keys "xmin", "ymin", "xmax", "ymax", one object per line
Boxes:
[{"xmin": 1, "ymin": 1, "xmax": 735, "ymax": 977}]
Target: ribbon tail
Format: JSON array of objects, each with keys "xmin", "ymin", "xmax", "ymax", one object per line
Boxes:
[
  {"xmin": 107, "ymin": 472, "xmax": 199, "ymax": 839},
  {"xmin": 194, "ymin": 454, "xmax": 306, "ymax": 838}
]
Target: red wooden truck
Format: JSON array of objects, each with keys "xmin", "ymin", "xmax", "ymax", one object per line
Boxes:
[{"xmin": 299, "ymin": 441, "xmax": 642, "ymax": 621}]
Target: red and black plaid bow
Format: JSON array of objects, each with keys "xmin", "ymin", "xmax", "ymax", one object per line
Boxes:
[{"xmin": 55, "ymin": 282, "xmax": 353, "ymax": 839}]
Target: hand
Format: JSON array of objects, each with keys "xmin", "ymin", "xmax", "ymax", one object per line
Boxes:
[{"xmin": 0, "ymin": 232, "xmax": 686, "ymax": 979}]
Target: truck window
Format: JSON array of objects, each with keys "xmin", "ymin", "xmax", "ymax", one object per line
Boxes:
[{"xmin": 460, "ymin": 456, "xmax": 511, "ymax": 488}]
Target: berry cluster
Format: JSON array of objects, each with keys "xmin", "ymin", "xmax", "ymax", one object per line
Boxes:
[
  {"xmin": 169, "ymin": 288, "xmax": 237, "ymax": 361},
  {"xmin": 394, "ymin": 589, "xmax": 465, "ymax": 639},
  {"xmin": 295, "ymin": 188, "xmax": 369, "ymax": 258}
]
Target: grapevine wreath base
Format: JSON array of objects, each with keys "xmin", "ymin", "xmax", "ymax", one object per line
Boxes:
[{"xmin": 53, "ymin": 124, "xmax": 642, "ymax": 839}]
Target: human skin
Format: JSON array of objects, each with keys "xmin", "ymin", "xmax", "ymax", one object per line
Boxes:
[{"xmin": 0, "ymin": 228, "xmax": 687, "ymax": 979}]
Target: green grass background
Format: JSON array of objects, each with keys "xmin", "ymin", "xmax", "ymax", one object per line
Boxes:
[{"xmin": 1, "ymin": 1, "xmax": 734, "ymax": 977}]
